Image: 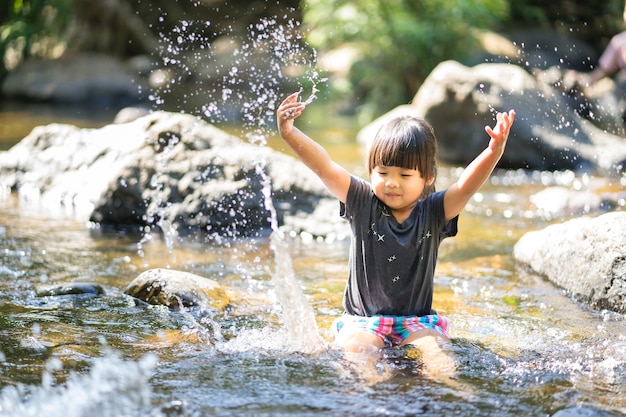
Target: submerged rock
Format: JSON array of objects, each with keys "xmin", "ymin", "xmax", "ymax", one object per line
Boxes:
[
  {"xmin": 124, "ymin": 268, "xmax": 231, "ymax": 310},
  {"xmin": 36, "ymin": 282, "xmax": 105, "ymax": 297},
  {"xmin": 513, "ymin": 211, "xmax": 626, "ymax": 313}
]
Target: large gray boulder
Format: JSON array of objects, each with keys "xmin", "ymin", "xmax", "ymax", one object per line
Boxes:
[
  {"xmin": 513, "ymin": 211, "xmax": 626, "ymax": 313},
  {"xmin": 0, "ymin": 111, "xmax": 344, "ymax": 240},
  {"xmin": 358, "ymin": 60, "xmax": 626, "ymax": 173}
]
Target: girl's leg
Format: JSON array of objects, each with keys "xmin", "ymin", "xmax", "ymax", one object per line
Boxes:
[
  {"xmin": 333, "ymin": 325, "xmax": 388, "ymax": 383},
  {"xmin": 402, "ymin": 329, "xmax": 456, "ymax": 380},
  {"xmin": 402, "ymin": 329, "xmax": 478, "ymax": 398},
  {"xmin": 332, "ymin": 315, "xmax": 386, "ymax": 353},
  {"xmin": 334, "ymin": 326, "xmax": 385, "ymax": 353}
]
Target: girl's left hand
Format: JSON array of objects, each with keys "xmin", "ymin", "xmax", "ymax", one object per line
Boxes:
[
  {"xmin": 276, "ymin": 92, "xmax": 305, "ymax": 137},
  {"xmin": 485, "ymin": 110, "xmax": 515, "ymax": 151}
]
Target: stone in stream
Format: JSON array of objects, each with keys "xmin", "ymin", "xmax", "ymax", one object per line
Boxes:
[
  {"xmin": 513, "ymin": 211, "xmax": 626, "ymax": 314},
  {"xmin": 36, "ymin": 282, "xmax": 105, "ymax": 297},
  {"xmin": 124, "ymin": 268, "xmax": 231, "ymax": 310}
]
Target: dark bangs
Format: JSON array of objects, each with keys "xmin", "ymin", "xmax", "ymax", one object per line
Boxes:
[{"xmin": 367, "ymin": 116, "xmax": 438, "ymax": 180}]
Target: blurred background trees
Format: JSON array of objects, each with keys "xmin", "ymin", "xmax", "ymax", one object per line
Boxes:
[
  {"xmin": 302, "ymin": 0, "xmax": 510, "ymax": 119},
  {"xmin": 1, "ymin": 0, "xmax": 624, "ymax": 120},
  {"xmin": 0, "ymin": 0, "xmax": 71, "ymax": 74},
  {"xmin": 303, "ymin": 0, "xmax": 624, "ymax": 118}
]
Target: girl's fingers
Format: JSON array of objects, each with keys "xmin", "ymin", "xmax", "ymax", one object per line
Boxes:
[
  {"xmin": 282, "ymin": 109, "xmax": 297, "ymax": 120},
  {"xmin": 508, "ymin": 109, "xmax": 516, "ymax": 120},
  {"xmin": 281, "ymin": 91, "xmax": 301, "ymax": 105},
  {"xmin": 279, "ymin": 103, "xmax": 305, "ymax": 119},
  {"xmin": 502, "ymin": 110, "xmax": 515, "ymax": 128},
  {"xmin": 494, "ymin": 110, "xmax": 515, "ymax": 133},
  {"xmin": 485, "ymin": 109, "xmax": 515, "ymax": 141},
  {"xmin": 278, "ymin": 93, "xmax": 304, "ymax": 113}
]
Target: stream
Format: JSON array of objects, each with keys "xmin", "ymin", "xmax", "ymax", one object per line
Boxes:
[
  {"xmin": 0, "ymin": 104, "xmax": 625, "ymax": 416},
  {"xmin": 1, "ymin": 11, "xmax": 626, "ymax": 415}
]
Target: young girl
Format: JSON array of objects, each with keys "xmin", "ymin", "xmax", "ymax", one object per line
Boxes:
[{"xmin": 276, "ymin": 92, "xmax": 515, "ymax": 373}]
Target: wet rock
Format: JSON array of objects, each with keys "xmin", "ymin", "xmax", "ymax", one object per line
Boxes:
[
  {"xmin": 358, "ymin": 60, "xmax": 626, "ymax": 173},
  {"xmin": 36, "ymin": 282, "xmax": 105, "ymax": 297},
  {"xmin": 513, "ymin": 211, "xmax": 626, "ymax": 313},
  {"xmin": 0, "ymin": 111, "xmax": 346, "ymax": 240},
  {"xmin": 124, "ymin": 268, "xmax": 231, "ymax": 310},
  {"xmin": 113, "ymin": 106, "xmax": 151, "ymax": 124}
]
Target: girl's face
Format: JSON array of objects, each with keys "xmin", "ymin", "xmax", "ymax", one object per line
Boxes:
[{"xmin": 371, "ymin": 165, "xmax": 434, "ymax": 223}]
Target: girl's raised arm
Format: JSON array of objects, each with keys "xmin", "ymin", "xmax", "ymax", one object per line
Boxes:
[
  {"xmin": 443, "ymin": 110, "xmax": 515, "ymax": 221},
  {"xmin": 277, "ymin": 93, "xmax": 352, "ymax": 203}
]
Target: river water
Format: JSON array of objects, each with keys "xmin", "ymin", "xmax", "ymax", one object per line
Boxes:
[{"xmin": 0, "ymin": 103, "xmax": 625, "ymax": 417}]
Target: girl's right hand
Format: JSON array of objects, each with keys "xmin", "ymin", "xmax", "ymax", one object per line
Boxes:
[{"xmin": 276, "ymin": 92, "xmax": 306, "ymax": 137}]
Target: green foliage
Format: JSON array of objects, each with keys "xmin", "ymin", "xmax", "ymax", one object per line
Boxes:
[
  {"xmin": 302, "ymin": 0, "xmax": 510, "ymax": 120},
  {"xmin": 509, "ymin": 0, "xmax": 625, "ymax": 37},
  {"xmin": 508, "ymin": 2, "xmax": 548, "ymax": 25},
  {"xmin": 0, "ymin": 0, "xmax": 71, "ymax": 77}
]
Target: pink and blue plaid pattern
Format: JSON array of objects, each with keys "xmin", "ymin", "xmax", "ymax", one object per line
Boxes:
[{"xmin": 333, "ymin": 314, "xmax": 450, "ymax": 346}]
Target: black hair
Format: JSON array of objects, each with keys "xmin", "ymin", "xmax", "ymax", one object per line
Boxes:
[{"xmin": 367, "ymin": 116, "xmax": 438, "ymax": 198}]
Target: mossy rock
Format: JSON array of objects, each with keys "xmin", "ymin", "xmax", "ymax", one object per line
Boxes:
[
  {"xmin": 124, "ymin": 268, "xmax": 231, "ymax": 310},
  {"xmin": 36, "ymin": 282, "xmax": 105, "ymax": 297}
]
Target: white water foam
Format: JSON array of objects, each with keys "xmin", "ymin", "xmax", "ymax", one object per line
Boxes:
[
  {"xmin": 256, "ymin": 162, "xmax": 326, "ymax": 354},
  {"xmin": 0, "ymin": 353, "xmax": 158, "ymax": 417}
]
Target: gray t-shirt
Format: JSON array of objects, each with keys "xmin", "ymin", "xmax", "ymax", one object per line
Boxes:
[{"xmin": 340, "ymin": 175, "xmax": 458, "ymax": 317}]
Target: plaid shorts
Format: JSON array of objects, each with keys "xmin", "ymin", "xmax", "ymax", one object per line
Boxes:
[{"xmin": 332, "ymin": 314, "xmax": 450, "ymax": 347}]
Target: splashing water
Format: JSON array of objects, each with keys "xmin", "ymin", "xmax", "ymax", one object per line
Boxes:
[
  {"xmin": 0, "ymin": 354, "xmax": 158, "ymax": 417},
  {"xmin": 152, "ymin": 15, "xmax": 326, "ymax": 134},
  {"xmin": 203, "ymin": 160, "xmax": 326, "ymax": 355},
  {"xmin": 257, "ymin": 161, "xmax": 325, "ymax": 354},
  {"xmin": 147, "ymin": 12, "xmax": 328, "ymax": 352},
  {"xmin": 297, "ymin": 84, "xmax": 322, "ymax": 106},
  {"xmin": 141, "ymin": 14, "xmax": 326, "ymax": 257},
  {"xmin": 137, "ymin": 131, "xmax": 181, "ymax": 268},
  {"xmin": 226, "ymin": 19, "xmax": 326, "ymax": 353},
  {"xmin": 211, "ymin": 17, "xmax": 327, "ymax": 354}
]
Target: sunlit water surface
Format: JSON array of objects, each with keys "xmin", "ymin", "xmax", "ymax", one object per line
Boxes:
[{"xmin": 0, "ymin": 135, "xmax": 625, "ymax": 416}]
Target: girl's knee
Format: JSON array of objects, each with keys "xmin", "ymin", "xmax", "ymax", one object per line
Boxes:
[
  {"xmin": 402, "ymin": 328, "xmax": 446, "ymax": 349},
  {"xmin": 334, "ymin": 329, "xmax": 384, "ymax": 353}
]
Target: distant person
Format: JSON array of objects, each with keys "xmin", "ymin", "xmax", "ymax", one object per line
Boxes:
[
  {"xmin": 568, "ymin": 2, "xmax": 626, "ymax": 95},
  {"xmin": 276, "ymin": 91, "xmax": 515, "ymax": 379}
]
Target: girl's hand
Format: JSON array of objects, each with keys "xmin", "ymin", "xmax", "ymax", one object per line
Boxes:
[
  {"xmin": 485, "ymin": 110, "xmax": 515, "ymax": 153},
  {"xmin": 276, "ymin": 92, "xmax": 306, "ymax": 137}
]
